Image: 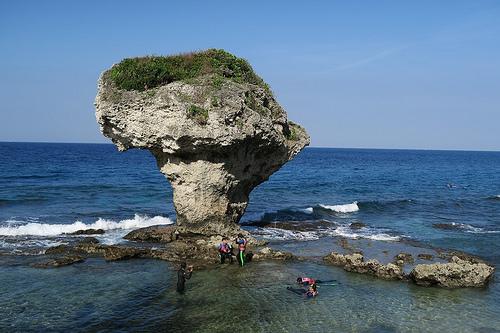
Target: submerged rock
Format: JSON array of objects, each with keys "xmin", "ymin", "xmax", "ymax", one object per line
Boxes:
[
  {"xmin": 95, "ymin": 49, "xmax": 309, "ymax": 235},
  {"xmin": 67, "ymin": 229, "xmax": 105, "ymax": 235},
  {"xmin": 253, "ymin": 246, "xmax": 295, "ymax": 261},
  {"xmin": 248, "ymin": 220, "xmax": 333, "ymax": 232},
  {"xmin": 32, "ymin": 255, "xmax": 85, "ymax": 268},
  {"xmin": 417, "ymin": 253, "xmax": 434, "ymax": 261},
  {"xmin": 432, "ymin": 223, "xmax": 461, "ymax": 230},
  {"xmin": 349, "ymin": 222, "xmax": 367, "ymax": 230},
  {"xmin": 409, "ymin": 256, "xmax": 494, "ymax": 288},
  {"xmin": 103, "ymin": 246, "xmax": 145, "ymax": 261},
  {"xmin": 393, "ymin": 252, "xmax": 414, "ymax": 266}
]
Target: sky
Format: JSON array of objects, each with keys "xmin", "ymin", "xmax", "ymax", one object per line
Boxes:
[{"xmin": 1, "ymin": 0, "xmax": 499, "ymax": 150}]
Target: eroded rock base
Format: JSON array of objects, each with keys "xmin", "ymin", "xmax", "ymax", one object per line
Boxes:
[{"xmin": 323, "ymin": 251, "xmax": 494, "ymax": 288}]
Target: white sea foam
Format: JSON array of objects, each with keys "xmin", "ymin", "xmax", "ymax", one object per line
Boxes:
[
  {"xmin": 0, "ymin": 214, "xmax": 173, "ymax": 237},
  {"xmin": 320, "ymin": 201, "xmax": 359, "ymax": 213},
  {"xmin": 254, "ymin": 224, "xmax": 400, "ymax": 242},
  {"xmin": 327, "ymin": 226, "xmax": 400, "ymax": 241},
  {"xmin": 0, "ymin": 239, "xmax": 66, "ymax": 249},
  {"xmin": 297, "ymin": 207, "xmax": 314, "ymax": 214},
  {"xmin": 254, "ymin": 228, "xmax": 321, "ymax": 241}
]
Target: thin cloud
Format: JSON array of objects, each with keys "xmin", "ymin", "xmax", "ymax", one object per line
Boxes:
[{"xmin": 333, "ymin": 45, "xmax": 410, "ymax": 71}]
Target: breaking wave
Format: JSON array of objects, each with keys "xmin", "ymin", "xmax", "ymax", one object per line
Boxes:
[
  {"xmin": 254, "ymin": 224, "xmax": 400, "ymax": 242},
  {"xmin": 0, "ymin": 214, "xmax": 173, "ymax": 237},
  {"xmin": 319, "ymin": 202, "xmax": 359, "ymax": 213}
]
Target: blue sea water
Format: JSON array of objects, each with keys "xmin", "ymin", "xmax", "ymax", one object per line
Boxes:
[{"xmin": 0, "ymin": 142, "xmax": 499, "ymax": 332}]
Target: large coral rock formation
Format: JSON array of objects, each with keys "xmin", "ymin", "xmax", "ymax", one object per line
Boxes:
[
  {"xmin": 324, "ymin": 252, "xmax": 404, "ymax": 280},
  {"xmin": 95, "ymin": 49, "xmax": 309, "ymax": 235},
  {"xmin": 409, "ymin": 256, "xmax": 494, "ymax": 288}
]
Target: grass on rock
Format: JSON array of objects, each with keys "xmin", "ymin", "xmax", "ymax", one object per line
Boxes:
[
  {"xmin": 187, "ymin": 105, "xmax": 209, "ymax": 125},
  {"xmin": 108, "ymin": 49, "xmax": 270, "ymax": 92}
]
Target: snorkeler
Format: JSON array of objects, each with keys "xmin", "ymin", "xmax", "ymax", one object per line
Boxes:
[
  {"xmin": 307, "ymin": 282, "xmax": 318, "ymax": 297},
  {"xmin": 235, "ymin": 233, "xmax": 247, "ymax": 267},
  {"xmin": 286, "ymin": 282, "xmax": 318, "ymax": 298},
  {"xmin": 296, "ymin": 277, "xmax": 336, "ymax": 286},
  {"xmin": 176, "ymin": 262, "xmax": 193, "ymax": 293}
]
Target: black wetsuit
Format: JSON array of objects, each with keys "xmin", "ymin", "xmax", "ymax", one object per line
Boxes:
[
  {"xmin": 287, "ymin": 286, "xmax": 317, "ymax": 297},
  {"xmin": 176, "ymin": 267, "xmax": 192, "ymax": 293}
]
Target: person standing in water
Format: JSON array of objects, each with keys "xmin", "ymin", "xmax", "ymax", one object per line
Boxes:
[
  {"xmin": 176, "ymin": 262, "xmax": 193, "ymax": 293},
  {"xmin": 235, "ymin": 233, "xmax": 247, "ymax": 267}
]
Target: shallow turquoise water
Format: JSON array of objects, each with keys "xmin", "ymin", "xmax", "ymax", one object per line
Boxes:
[
  {"xmin": 1, "ymin": 257, "xmax": 498, "ymax": 332},
  {"xmin": 0, "ymin": 143, "xmax": 499, "ymax": 332}
]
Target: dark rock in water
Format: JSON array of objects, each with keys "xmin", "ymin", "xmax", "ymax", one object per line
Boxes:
[
  {"xmin": 45, "ymin": 245, "xmax": 73, "ymax": 255},
  {"xmin": 248, "ymin": 220, "xmax": 332, "ymax": 232},
  {"xmin": 103, "ymin": 246, "xmax": 146, "ymax": 261},
  {"xmin": 349, "ymin": 222, "xmax": 366, "ymax": 230},
  {"xmin": 393, "ymin": 252, "xmax": 414, "ymax": 265},
  {"xmin": 432, "ymin": 223, "xmax": 460, "ymax": 230},
  {"xmin": 32, "ymin": 255, "xmax": 85, "ymax": 268},
  {"xmin": 253, "ymin": 247, "xmax": 295, "ymax": 261},
  {"xmin": 124, "ymin": 225, "xmax": 178, "ymax": 243},
  {"xmin": 67, "ymin": 229, "xmax": 105, "ymax": 235},
  {"xmin": 45, "ymin": 238, "xmax": 100, "ymax": 256},
  {"xmin": 437, "ymin": 249, "xmax": 485, "ymax": 264},
  {"xmin": 74, "ymin": 240, "xmax": 106, "ymax": 255},
  {"xmin": 323, "ymin": 252, "xmax": 404, "ymax": 280},
  {"xmin": 417, "ymin": 253, "xmax": 434, "ymax": 260},
  {"xmin": 338, "ymin": 237, "xmax": 359, "ymax": 252},
  {"xmin": 78, "ymin": 237, "xmax": 100, "ymax": 245},
  {"xmin": 409, "ymin": 256, "xmax": 495, "ymax": 288}
]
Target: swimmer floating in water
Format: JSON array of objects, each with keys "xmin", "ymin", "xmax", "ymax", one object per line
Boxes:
[
  {"xmin": 296, "ymin": 276, "xmax": 337, "ymax": 286},
  {"xmin": 287, "ymin": 282, "xmax": 319, "ymax": 298}
]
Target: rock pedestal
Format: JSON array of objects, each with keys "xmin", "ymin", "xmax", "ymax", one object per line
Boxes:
[{"xmin": 95, "ymin": 52, "xmax": 309, "ymax": 235}]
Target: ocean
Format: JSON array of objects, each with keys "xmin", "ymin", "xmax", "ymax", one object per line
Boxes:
[{"xmin": 0, "ymin": 142, "xmax": 499, "ymax": 332}]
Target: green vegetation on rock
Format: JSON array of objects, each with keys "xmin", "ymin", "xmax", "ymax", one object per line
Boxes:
[
  {"xmin": 187, "ymin": 105, "xmax": 209, "ymax": 125},
  {"xmin": 285, "ymin": 121, "xmax": 302, "ymax": 141},
  {"xmin": 108, "ymin": 49, "xmax": 270, "ymax": 92}
]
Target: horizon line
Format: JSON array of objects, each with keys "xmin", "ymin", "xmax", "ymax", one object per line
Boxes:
[{"xmin": 1, "ymin": 140, "xmax": 499, "ymax": 153}]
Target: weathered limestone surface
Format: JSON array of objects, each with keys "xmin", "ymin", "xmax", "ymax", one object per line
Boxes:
[
  {"xmin": 409, "ymin": 256, "xmax": 495, "ymax": 288},
  {"xmin": 324, "ymin": 251, "xmax": 495, "ymax": 288},
  {"xmin": 324, "ymin": 252, "xmax": 404, "ymax": 280},
  {"xmin": 95, "ymin": 70, "xmax": 309, "ymax": 235}
]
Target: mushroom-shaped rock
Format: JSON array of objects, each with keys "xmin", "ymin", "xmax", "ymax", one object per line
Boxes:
[{"xmin": 95, "ymin": 49, "xmax": 309, "ymax": 235}]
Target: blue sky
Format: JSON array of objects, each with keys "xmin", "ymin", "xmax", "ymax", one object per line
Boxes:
[{"xmin": 1, "ymin": 0, "xmax": 499, "ymax": 150}]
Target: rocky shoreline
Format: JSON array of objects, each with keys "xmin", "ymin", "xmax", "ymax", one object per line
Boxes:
[
  {"xmin": 22, "ymin": 224, "xmax": 495, "ymax": 289},
  {"xmin": 323, "ymin": 251, "xmax": 494, "ymax": 288},
  {"xmin": 31, "ymin": 226, "xmax": 294, "ymax": 270}
]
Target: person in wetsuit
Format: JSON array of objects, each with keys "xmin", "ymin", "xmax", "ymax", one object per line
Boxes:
[
  {"xmin": 177, "ymin": 262, "xmax": 193, "ymax": 293},
  {"xmin": 235, "ymin": 233, "xmax": 247, "ymax": 267},
  {"xmin": 307, "ymin": 282, "xmax": 318, "ymax": 297},
  {"xmin": 218, "ymin": 237, "xmax": 233, "ymax": 264},
  {"xmin": 296, "ymin": 276, "xmax": 336, "ymax": 286},
  {"xmin": 287, "ymin": 282, "xmax": 319, "ymax": 298}
]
